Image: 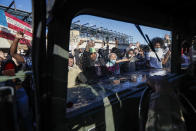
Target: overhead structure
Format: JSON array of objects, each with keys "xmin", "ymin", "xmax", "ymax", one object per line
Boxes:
[
  {"xmin": 0, "ymin": 3, "xmax": 32, "ymax": 50},
  {"xmin": 0, "ymin": 4, "xmax": 32, "ymax": 25},
  {"xmin": 71, "ymin": 22, "xmax": 133, "ymax": 45}
]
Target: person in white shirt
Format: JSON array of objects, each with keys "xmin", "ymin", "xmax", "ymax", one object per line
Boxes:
[{"xmin": 146, "ymin": 37, "xmax": 171, "ymax": 69}]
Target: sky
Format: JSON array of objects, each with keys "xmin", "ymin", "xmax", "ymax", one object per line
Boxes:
[
  {"xmin": 73, "ymin": 15, "xmax": 171, "ymax": 44},
  {"xmin": 0, "ymin": 0, "xmax": 32, "ymax": 12},
  {"xmin": 0, "ymin": 0, "xmax": 171, "ymax": 44}
]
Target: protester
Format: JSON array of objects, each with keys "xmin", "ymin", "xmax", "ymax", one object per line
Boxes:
[
  {"xmin": 74, "ymin": 40, "xmax": 86, "ymax": 67},
  {"xmin": 125, "ymin": 49, "xmax": 137, "ymax": 62},
  {"xmin": 8, "ymin": 31, "xmax": 33, "ymax": 131},
  {"xmin": 134, "ymin": 48, "xmax": 143, "ymax": 59},
  {"xmin": 111, "ymin": 38, "xmax": 125, "ymax": 59},
  {"xmin": 74, "ymin": 41, "xmax": 109, "ymax": 82},
  {"xmin": 135, "ymin": 41, "xmax": 141, "ymax": 51},
  {"xmin": 106, "ymin": 53, "xmax": 120, "ymax": 75},
  {"xmin": 106, "ymin": 53, "xmax": 129, "ymax": 75},
  {"xmin": 80, "ymin": 40, "xmax": 95, "ymax": 70},
  {"xmin": 10, "ymin": 31, "xmax": 32, "ymax": 70},
  {"xmin": 126, "ymin": 42, "xmax": 136, "ymax": 52},
  {"xmin": 98, "ymin": 41, "xmax": 109, "ymax": 65},
  {"xmin": 68, "ymin": 53, "xmax": 87, "ymax": 87},
  {"xmin": 163, "ymin": 34, "xmax": 171, "ymax": 69},
  {"xmin": 121, "ymin": 49, "xmax": 137, "ymax": 72},
  {"xmin": 82, "ymin": 47, "xmax": 108, "ymax": 83},
  {"xmin": 146, "ymin": 37, "xmax": 171, "ymax": 69},
  {"xmin": 164, "ymin": 34, "xmax": 171, "ymax": 48},
  {"xmin": 134, "ymin": 48, "xmax": 146, "ymax": 70},
  {"xmin": 0, "ymin": 50, "xmax": 6, "ymax": 68}
]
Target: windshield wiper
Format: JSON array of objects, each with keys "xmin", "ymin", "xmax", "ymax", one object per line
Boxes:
[{"xmin": 134, "ymin": 24, "xmax": 161, "ymax": 62}]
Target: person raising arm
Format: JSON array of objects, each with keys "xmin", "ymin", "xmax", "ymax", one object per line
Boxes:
[{"xmin": 10, "ymin": 31, "xmax": 25, "ymax": 63}]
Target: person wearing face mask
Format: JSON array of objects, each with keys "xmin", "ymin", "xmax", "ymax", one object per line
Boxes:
[
  {"xmin": 126, "ymin": 49, "xmax": 137, "ymax": 62},
  {"xmin": 106, "ymin": 53, "xmax": 120, "ymax": 75},
  {"xmin": 106, "ymin": 53, "xmax": 129, "ymax": 75},
  {"xmin": 146, "ymin": 37, "xmax": 171, "ymax": 69},
  {"xmin": 121, "ymin": 49, "xmax": 138, "ymax": 72}
]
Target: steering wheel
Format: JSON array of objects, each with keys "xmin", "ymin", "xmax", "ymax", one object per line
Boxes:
[{"xmin": 138, "ymin": 84, "xmax": 196, "ymax": 131}]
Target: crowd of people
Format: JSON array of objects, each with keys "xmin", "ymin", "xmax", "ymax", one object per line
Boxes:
[
  {"xmin": 0, "ymin": 31, "xmax": 33, "ymax": 131},
  {"xmin": 0, "ymin": 31, "xmax": 192, "ymax": 131},
  {"xmin": 68, "ymin": 34, "xmax": 174, "ymax": 87}
]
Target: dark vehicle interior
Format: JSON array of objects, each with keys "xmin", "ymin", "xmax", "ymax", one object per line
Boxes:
[{"xmin": 1, "ymin": 0, "xmax": 196, "ymax": 131}]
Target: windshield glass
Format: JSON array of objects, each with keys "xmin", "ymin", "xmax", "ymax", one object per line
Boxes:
[{"xmin": 67, "ymin": 15, "xmax": 172, "ymax": 113}]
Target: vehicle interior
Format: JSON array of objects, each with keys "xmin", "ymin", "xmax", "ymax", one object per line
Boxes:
[{"xmin": 1, "ymin": 0, "xmax": 196, "ymax": 131}]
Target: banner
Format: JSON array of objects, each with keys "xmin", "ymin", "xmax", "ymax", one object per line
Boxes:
[{"xmin": 0, "ymin": 9, "xmax": 32, "ymax": 48}]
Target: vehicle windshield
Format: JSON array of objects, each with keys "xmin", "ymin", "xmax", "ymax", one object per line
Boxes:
[{"xmin": 67, "ymin": 15, "xmax": 172, "ymax": 113}]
